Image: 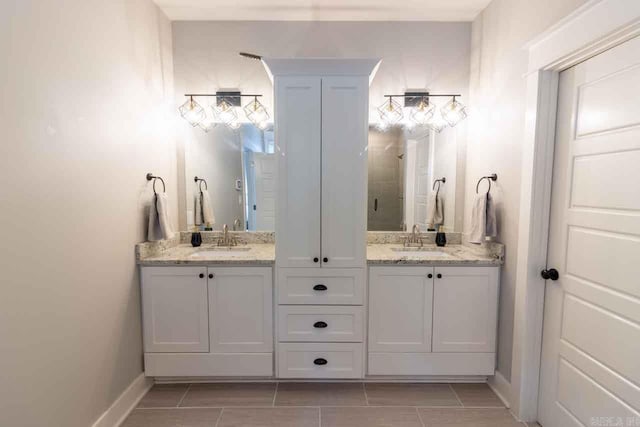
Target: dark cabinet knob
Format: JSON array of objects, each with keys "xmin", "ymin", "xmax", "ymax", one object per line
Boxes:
[
  {"xmin": 208, "ymin": 273, "xmax": 214, "ymax": 279},
  {"xmin": 313, "ymin": 321, "xmax": 328, "ymax": 329},
  {"xmin": 199, "ymin": 273, "xmax": 204, "ymax": 278},
  {"xmin": 436, "ymin": 273, "xmax": 442, "ymax": 279},
  {"xmin": 313, "ymin": 257, "xmax": 319, "ymax": 263},
  {"xmin": 427, "ymin": 273, "xmax": 433, "ymax": 278},
  {"xmin": 313, "ymin": 358, "xmax": 328, "ymax": 366},
  {"xmin": 541, "ymin": 268, "xmax": 559, "ymax": 281},
  {"xmin": 313, "ymin": 284, "xmax": 327, "ymax": 291},
  {"xmin": 323, "ymin": 257, "xmax": 328, "ymax": 263}
]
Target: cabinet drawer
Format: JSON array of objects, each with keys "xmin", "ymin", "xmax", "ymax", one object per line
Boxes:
[
  {"xmin": 278, "ymin": 306, "xmax": 363, "ymax": 342},
  {"xmin": 277, "ymin": 268, "xmax": 364, "ymax": 305},
  {"xmin": 278, "ymin": 343, "xmax": 363, "ymax": 378}
]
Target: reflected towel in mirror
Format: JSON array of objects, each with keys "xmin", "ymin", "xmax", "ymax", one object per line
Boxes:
[{"xmin": 426, "ymin": 192, "xmax": 444, "ymax": 230}]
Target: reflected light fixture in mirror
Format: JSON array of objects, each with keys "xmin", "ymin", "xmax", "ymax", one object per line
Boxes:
[
  {"xmin": 441, "ymin": 96, "xmax": 468, "ymax": 127},
  {"xmin": 244, "ymin": 96, "xmax": 270, "ymax": 128},
  {"xmin": 179, "ymin": 96, "xmax": 206, "ymax": 126}
]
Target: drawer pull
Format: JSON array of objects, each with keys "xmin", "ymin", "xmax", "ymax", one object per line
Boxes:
[
  {"xmin": 313, "ymin": 284, "xmax": 327, "ymax": 291},
  {"xmin": 313, "ymin": 358, "xmax": 328, "ymax": 366},
  {"xmin": 313, "ymin": 321, "xmax": 328, "ymax": 329}
]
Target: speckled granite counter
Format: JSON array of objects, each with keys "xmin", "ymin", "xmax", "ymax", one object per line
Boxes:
[
  {"xmin": 367, "ymin": 243, "xmax": 504, "ymax": 266},
  {"xmin": 137, "ymin": 243, "xmax": 275, "ymax": 266}
]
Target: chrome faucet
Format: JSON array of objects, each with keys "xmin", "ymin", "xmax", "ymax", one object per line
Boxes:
[
  {"xmin": 404, "ymin": 224, "xmax": 424, "ymax": 247},
  {"xmin": 217, "ymin": 224, "xmax": 238, "ymax": 247},
  {"xmin": 233, "ymin": 218, "xmax": 241, "ymax": 231}
]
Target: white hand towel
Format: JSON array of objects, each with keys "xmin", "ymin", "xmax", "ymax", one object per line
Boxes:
[
  {"xmin": 426, "ymin": 192, "xmax": 444, "ymax": 230},
  {"xmin": 201, "ymin": 190, "xmax": 216, "ymax": 226},
  {"xmin": 194, "ymin": 192, "xmax": 203, "ymax": 226},
  {"xmin": 469, "ymin": 192, "xmax": 497, "ymax": 244},
  {"xmin": 148, "ymin": 193, "xmax": 175, "ymax": 241}
]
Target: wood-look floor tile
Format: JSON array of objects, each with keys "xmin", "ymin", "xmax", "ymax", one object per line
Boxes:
[
  {"xmin": 365, "ymin": 383, "xmax": 461, "ymax": 407},
  {"xmin": 450, "ymin": 383, "xmax": 504, "ymax": 407},
  {"xmin": 180, "ymin": 383, "xmax": 276, "ymax": 407},
  {"xmin": 218, "ymin": 407, "xmax": 319, "ymax": 427},
  {"xmin": 121, "ymin": 408, "xmax": 222, "ymax": 427},
  {"xmin": 321, "ymin": 407, "xmax": 423, "ymax": 427},
  {"xmin": 275, "ymin": 383, "xmax": 367, "ymax": 406},
  {"xmin": 418, "ymin": 408, "xmax": 522, "ymax": 427},
  {"xmin": 137, "ymin": 384, "xmax": 189, "ymax": 408}
]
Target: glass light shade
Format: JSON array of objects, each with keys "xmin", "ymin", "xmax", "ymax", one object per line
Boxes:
[
  {"xmin": 377, "ymin": 98, "xmax": 404, "ymax": 125},
  {"xmin": 198, "ymin": 113, "xmax": 217, "ymax": 132},
  {"xmin": 179, "ymin": 97, "xmax": 205, "ymax": 126},
  {"xmin": 212, "ymin": 100, "xmax": 238, "ymax": 125},
  {"xmin": 441, "ymin": 98, "xmax": 468, "ymax": 127},
  {"xmin": 243, "ymin": 98, "xmax": 270, "ymax": 127},
  {"xmin": 428, "ymin": 109, "xmax": 448, "ymax": 133},
  {"xmin": 409, "ymin": 99, "xmax": 435, "ymax": 125}
]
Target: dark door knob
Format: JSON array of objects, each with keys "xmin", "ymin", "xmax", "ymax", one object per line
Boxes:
[
  {"xmin": 199, "ymin": 273, "xmax": 204, "ymax": 278},
  {"xmin": 313, "ymin": 358, "xmax": 328, "ymax": 366},
  {"xmin": 436, "ymin": 273, "xmax": 442, "ymax": 279},
  {"xmin": 313, "ymin": 257, "xmax": 319, "ymax": 263},
  {"xmin": 427, "ymin": 273, "xmax": 433, "ymax": 278},
  {"xmin": 313, "ymin": 321, "xmax": 328, "ymax": 328},
  {"xmin": 208, "ymin": 273, "xmax": 214, "ymax": 279},
  {"xmin": 323, "ymin": 257, "xmax": 328, "ymax": 263},
  {"xmin": 541, "ymin": 268, "xmax": 559, "ymax": 281},
  {"xmin": 313, "ymin": 284, "xmax": 327, "ymax": 291}
]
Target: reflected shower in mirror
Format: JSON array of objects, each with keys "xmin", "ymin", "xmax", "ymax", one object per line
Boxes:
[
  {"xmin": 184, "ymin": 124, "xmax": 276, "ymax": 231},
  {"xmin": 368, "ymin": 125, "xmax": 459, "ymax": 232}
]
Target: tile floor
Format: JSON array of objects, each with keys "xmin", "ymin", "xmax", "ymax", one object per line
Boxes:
[{"xmin": 122, "ymin": 382, "xmax": 527, "ymax": 427}]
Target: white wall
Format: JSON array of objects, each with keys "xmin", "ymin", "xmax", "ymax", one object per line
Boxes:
[
  {"xmin": 172, "ymin": 21, "xmax": 472, "ymax": 228},
  {"xmin": 465, "ymin": 0, "xmax": 588, "ymax": 382},
  {"xmin": 0, "ymin": 1, "xmax": 176, "ymax": 426}
]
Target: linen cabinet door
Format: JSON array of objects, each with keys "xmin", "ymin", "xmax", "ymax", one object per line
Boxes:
[
  {"xmin": 432, "ymin": 266, "xmax": 499, "ymax": 353},
  {"xmin": 141, "ymin": 266, "xmax": 209, "ymax": 353},
  {"xmin": 208, "ymin": 267, "xmax": 273, "ymax": 353},
  {"xmin": 320, "ymin": 76, "xmax": 369, "ymax": 268},
  {"xmin": 368, "ymin": 266, "xmax": 434, "ymax": 352},
  {"xmin": 275, "ymin": 76, "xmax": 322, "ymax": 268}
]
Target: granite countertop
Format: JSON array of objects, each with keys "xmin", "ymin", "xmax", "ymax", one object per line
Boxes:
[
  {"xmin": 367, "ymin": 244, "xmax": 503, "ymax": 266},
  {"xmin": 137, "ymin": 243, "xmax": 275, "ymax": 266}
]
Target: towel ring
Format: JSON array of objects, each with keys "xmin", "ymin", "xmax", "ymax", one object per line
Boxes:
[
  {"xmin": 194, "ymin": 176, "xmax": 208, "ymax": 192},
  {"xmin": 146, "ymin": 173, "xmax": 166, "ymax": 195},
  {"xmin": 476, "ymin": 173, "xmax": 498, "ymax": 194},
  {"xmin": 432, "ymin": 177, "xmax": 446, "ymax": 193}
]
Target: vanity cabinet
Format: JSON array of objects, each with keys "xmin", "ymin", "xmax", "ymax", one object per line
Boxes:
[
  {"xmin": 141, "ymin": 266, "xmax": 273, "ymax": 377},
  {"xmin": 368, "ymin": 265, "xmax": 499, "ymax": 376}
]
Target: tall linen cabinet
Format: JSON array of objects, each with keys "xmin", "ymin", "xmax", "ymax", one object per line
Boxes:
[{"xmin": 263, "ymin": 58, "xmax": 380, "ymax": 378}]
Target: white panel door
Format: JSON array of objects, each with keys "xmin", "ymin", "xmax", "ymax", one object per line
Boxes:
[
  {"xmin": 208, "ymin": 267, "xmax": 273, "ymax": 353},
  {"xmin": 321, "ymin": 76, "xmax": 368, "ymax": 268},
  {"xmin": 539, "ymin": 36, "xmax": 640, "ymax": 427},
  {"xmin": 254, "ymin": 152, "xmax": 276, "ymax": 231},
  {"xmin": 368, "ymin": 266, "xmax": 433, "ymax": 352},
  {"xmin": 275, "ymin": 76, "xmax": 322, "ymax": 267},
  {"xmin": 141, "ymin": 266, "xmax": 209, "ymax": 353},
  {"xmin": 432, "ymin": 266, "xmax": 499, "ymax": 353}
]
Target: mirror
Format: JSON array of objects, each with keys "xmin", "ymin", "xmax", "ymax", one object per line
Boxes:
[
  {"xmin": 367, "ymin": 125, "xmax": 460, "ymax": 232},
  {"xmin": 184, "ymin": 124, "xmax": 276, "ymax": 231}
]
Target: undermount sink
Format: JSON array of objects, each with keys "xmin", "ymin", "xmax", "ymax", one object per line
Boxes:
[
  {"xmin": 390, "ymin": 247, "xmax": 448, "ymax": 257},
  {"xmin": 190, "ymin": 247, "xmax": 252, "ymax": 257}
]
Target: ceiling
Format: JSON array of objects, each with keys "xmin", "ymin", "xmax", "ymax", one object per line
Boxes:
[{"xmin": 154, "ymin": 0, "xmax": 492, "ymax": 21}]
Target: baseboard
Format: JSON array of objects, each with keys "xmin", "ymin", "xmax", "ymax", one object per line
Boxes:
[
  {"xmin": 487, "ymin": 370, "xmax": 512, "ymax": 408},
  {"xmin": 92, "ymin": 373, "xmax": 153, "ymax": 427}
]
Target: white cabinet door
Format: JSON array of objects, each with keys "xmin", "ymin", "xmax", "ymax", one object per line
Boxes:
[
  {"xmin": 321, "ymin": 76, "xmax": 368, "ymax": 268},
  {"xmin": 432, "ymin": 266, "xmax": 499, "ymax": 353},
  {"xmin": 208, "ymin": 267, "xmax": 273, "ymax": 353},
  {"xmin": 141, "ymin": 266, "xmax": 209, "ymax": 353},
  {"xmin": 275, "ymin": 76, "xmax": 322, "ymax": 268},
  {"xmin": 368, "ymin": 266, "xmax": 434, "ymax": 352}
]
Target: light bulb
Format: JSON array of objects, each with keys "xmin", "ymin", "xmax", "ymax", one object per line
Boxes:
[
  {"xmin": 441, "ymin": 98, "xmax": 468, "ymax": 127},
  {"xmin": 178, "ymin": 97, "xmax": 205, "ymax": 126}
]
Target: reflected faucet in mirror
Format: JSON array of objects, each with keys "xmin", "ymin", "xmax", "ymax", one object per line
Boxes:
[
  {"xmin": 217, "ymin": 224, "xmax": 238, "ymax": 247},
  {"xmin": 404, "ymin": 224, "xmax": 424, "ymax": 248},
  {"xmin": 233, "ymin": 218, "xmax": 241, "ymax": 231}
]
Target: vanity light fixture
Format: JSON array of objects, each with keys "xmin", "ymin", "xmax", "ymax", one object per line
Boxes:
[
  {"xmin": 381, "ymin": 92, "xmax": 468, "ymax": 131},
  {"xmin": 441, "ymin": 96, "xmax": 468, "ymax": 127},
  {"xmin": 179, "ymin": 92, "xmax": 269, "ymax": 131},
  {"xmin": 178, "ymin": 96, "xmax": 206, "ymax": 127}
]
